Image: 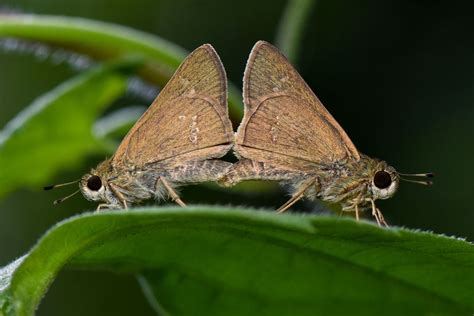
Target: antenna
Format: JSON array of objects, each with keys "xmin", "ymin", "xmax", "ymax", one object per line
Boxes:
[
  {"xmin": 44, "ymin": 180, "xmax": 79, "ymax": 191},
  {"xmin": 398, "ymin": 172, "xmax": 434, "ymax": 186},
  {"xmin": 53, "ymin": 190, "xmax": 81, "ymax": 205},
  {"xmin": 399, "ymin": 177, "xmax": 433, "ymax": 186},
  {"xmin": 398, "ymin": 172, "xmax": 434, "ymax": 178},
  {"xmin": 44, "ymin": 179, "xmax": 80, "ymax": 205}
]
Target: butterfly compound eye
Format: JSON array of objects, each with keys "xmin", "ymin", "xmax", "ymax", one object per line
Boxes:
[
  {"xmin": 87, "ymin": 175, "xmax": 102, "ymax": 191},
  {"xmin": 374, "ymin": 171, "xmax": 392, "ymax": 189}
]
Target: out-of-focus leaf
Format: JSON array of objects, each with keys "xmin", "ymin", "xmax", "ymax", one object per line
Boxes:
[
  {"xmin": 92, "ymin": 105, "xmax": 146, "ymax": 143},
  {"xmin": 275, "ymin": 0, "xmax": 316, "ymax": 65},
  {"xmin": 0, "ymin": 207, "xmax": 473, "ymax": 315},
  {"xmin": 0, "ymin": 61, "xmax": 136, "ymax": 198},
  {"xmin": 0, "ymin": 14, "xmax": 243, "ymax": 119}
]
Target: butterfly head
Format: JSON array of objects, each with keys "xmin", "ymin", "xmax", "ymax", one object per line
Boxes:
[
  {"xmin": 44, "ymin": 160, "xmax": 115, "ymax": 207},
  {"xmin": 79, "ymin": 173, "xmax": 107, "ymax": 202},
  {"xmin": 367, "ymin": 161, "xmax": 400, "ymax": 201},
  {"xmin": 79, "ymin": 159, "xmax": 120, "ymax": 207},
  {"xmin": 364, "ymin": 158, "xmax": 434, "ymax": 202}
]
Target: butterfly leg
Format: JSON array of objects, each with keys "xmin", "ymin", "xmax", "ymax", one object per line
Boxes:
[
  {"xmin": 96, "ymin": 204, "xmax": 110, "ymax": 212},
  {"xmin": 277, "ymin": 178, "xmax": 316, "ymax": 213},
  {"xmin": 370, "ymin": 199, "xmax": 388, "ymax": 227},
  {"xmin": 340, "ymin": 190, "xmax": 370, "ymax": 221},
  {"xmin": 159, "ymin": 176, "xmax": 186, "ymax": 207},
  {"xmin": 352, "ymin": 191, "xmax": 366, "ymax": 221},
  {"xmin": 109, "ymin": 183, "xmax": 128, "ymax": 210}
]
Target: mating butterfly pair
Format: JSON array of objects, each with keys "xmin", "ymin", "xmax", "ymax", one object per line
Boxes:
[{"xmin": 47, "ymin": 41, "xmax": 433, "ymax": 226}]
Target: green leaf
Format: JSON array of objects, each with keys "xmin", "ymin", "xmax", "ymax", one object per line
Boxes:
[
  {"xmin": 0, "ymin": 207, "xmax": 472, "ymax": 316},
  {"xmin": 0, "ymin": 14, "xmax": 243, "ymax": 119},
  {"xmin": 92, "ymin": 105, "xmax": 146, "ymax": 144},
  {"xmin": 275, "ymin": 0, "xmax": 316, "ymax": 65},
  {"xmin": 0, "ymin": 61, "xmax": 135, "ymax": 198}
]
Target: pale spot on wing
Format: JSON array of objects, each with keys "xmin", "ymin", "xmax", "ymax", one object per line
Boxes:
[
  {"xmin": 180, "ymin": 78, "xmax": 190, "ymax": 87},
  {"xmin": 270, "ymin": 126, "xmax": 278, "ymax": 143},
  {"xmin": 189, "ymin": 115, "xmax": 199, "ymax": 144},
  {"xmin": 270, "ymin": 115, "xmax": 280, "ymax": 143}
]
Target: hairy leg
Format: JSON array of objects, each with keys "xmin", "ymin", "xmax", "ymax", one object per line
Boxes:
[
  {"xmin": 277, "ymin": 178, "xmax": 317, "ymax": 213},
  {"xmin": 159, "ymin": 176, "xmax": 186, "ymax": 207}
]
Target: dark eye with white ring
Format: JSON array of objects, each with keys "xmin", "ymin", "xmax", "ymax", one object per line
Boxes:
[
  {"xmin": 87, "ymin": 175, "xmax": 102, "ymax": 191},
  {"xmin": 374, "ymin": 171, "xmax": 392, "ymax": 189}
]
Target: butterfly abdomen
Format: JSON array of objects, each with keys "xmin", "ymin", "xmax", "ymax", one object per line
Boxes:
[
  {"xmin": 164, "ymin": 159, "xmax": 233, "ymax": 184},
  {"xmin": 218, "ymin": 158, "xmax": 306, "ymax": 187}
]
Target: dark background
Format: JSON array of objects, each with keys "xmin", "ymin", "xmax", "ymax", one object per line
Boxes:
[{"xmin": 0, "ymin": 0, "xmax": 473, "ymax": 314}]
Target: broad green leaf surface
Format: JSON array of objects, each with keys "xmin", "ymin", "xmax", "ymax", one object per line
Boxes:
[
  {"xmin": 0, "ymin": 15, "xmax": 243, "ymax": 119},
  {"xmin": 0, "ymin": 207, "xmax": 473, "ymax": 316},
  {"xmin": 0, "ymin": 62, "xmax": 135, "ymax": 198}
]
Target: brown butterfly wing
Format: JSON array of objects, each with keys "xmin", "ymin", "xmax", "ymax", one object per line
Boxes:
[
  {"xmin": 112, "ymin": 44, "xmax": 233, "ymax": 168},
  {"xmin": 235, "ymin": 41, "xmax": 360, "ymax": 171}
]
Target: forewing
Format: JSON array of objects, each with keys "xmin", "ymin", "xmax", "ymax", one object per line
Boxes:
[
  {"xmin": 236, "ymin": 41, "xmax": 360, "ymax": 170},
  {"xmin": 112, "ymin": 44, "xmax": 233, "ymax": 167}
]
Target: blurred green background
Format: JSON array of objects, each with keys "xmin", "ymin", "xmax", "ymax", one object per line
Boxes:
[{"xmin": 0, "ymin": 0, "xmax": 473, "ymax": 314}]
